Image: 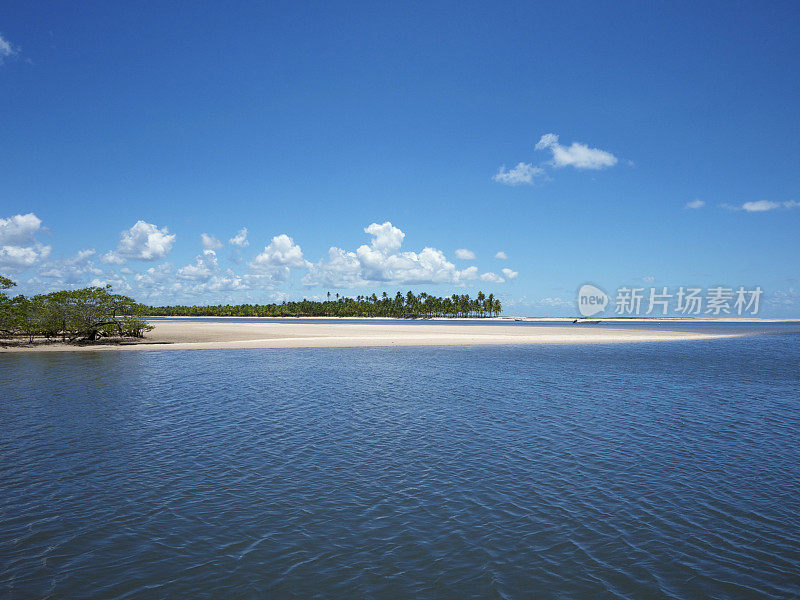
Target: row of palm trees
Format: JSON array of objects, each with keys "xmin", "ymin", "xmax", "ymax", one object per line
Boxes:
[{"xmin": 149, "ymin": 291, "xmax": 502, "ymax": 318}]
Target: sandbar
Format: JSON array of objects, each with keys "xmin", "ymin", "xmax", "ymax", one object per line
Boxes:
[{"xmin": 2, "ymin": 320, "xmax": 742, "ymax": 352}]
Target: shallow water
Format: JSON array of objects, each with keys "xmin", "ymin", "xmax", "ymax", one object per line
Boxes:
[{"xmin": 2, "ymin": 332, "xmax": 799, "ymax": 598}]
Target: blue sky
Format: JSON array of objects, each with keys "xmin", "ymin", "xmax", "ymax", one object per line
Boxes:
[{"xmin": 1, "ymin": 2, "xmax": 798, "ymax": 315}]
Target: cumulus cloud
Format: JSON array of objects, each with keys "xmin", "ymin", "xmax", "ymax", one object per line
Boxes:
[
  {"xmin": 251, "ymin": 234, "xmax": 307, "ymax": 270},
  {"xmin": 130, "ymin": 260, "xmax": 282, "ymax": 304},
  {"xmin": 99, "ymin": 253, "xmax": 126, "ymax": 265},
  {"xmin": 495, "ymin": 251, "xmax": 508, "ymax": 260},
  {"xmin": 493, "ymin": 162, "xmax": 544, "ymax": 186},
  {"xmin": 494, "ymin": 133, "xmax": 617, "ymax": 187},
  {"xmin": 133, "ymin": 263, "xmax": 178, "ymax": 295},
  {"xmin": 39, "ymin": 249, "xmax": 103, "ymax": 283},
  {"xmin": 201, "ymin": 233, "xmax": 223, "ymax": 250},
  {"xmin": 306, "ymin": 247, "xmax": 365, "ymax": 288},
  {"xmin": 102, "ymin": 221, "xmax": 176, "ymax": 264},
  {"xmin": 304, "ymin": 221, "xmax": 485, "ymax": 288},
  {"xmin": 364, "ymin": 222, "xmax": 404, "ymax": 253},
  {"xmin": 478, "ymin": 269, "xmax": 517, "ymax": 284},
  {"xmin": 722, "ymin": 200, "xmax": 799, "ymax": 212},
  {"xmin": 10, "ymin": 216, "xmax": 515, "ymax": 300},
  {"xmin": 0, "ymin": 245, "xmax": 52, "ymax": 271},
  {"xmin": 177, "ymin": 250, "xmax": 219, "ymax": 281},
  {"xmin": 228, "ymin": 227, "xmax": 249, "ymax": 247},
  {"xmin": 0, "ymin": 213, "xmax": 52, "ymax": 272},
  {"xmin": 480, "ymin": 272, "xmax": 505, "ymax": 283},
  {"xmin": 0, "ymin": 213, "xmax": 43, "ymax": 246},
  {"xmin": 685, "ymin": 199, "xmax": 705, "ymax": 209},
  {"xmin": 501, "ymin": 268, "xmax": 518, "ymax": 280},
  {"xmin": 0, "ymin": 34, "xmax": 17, "ymax": 64},
  {"xmin": 534, "ymin": 133, "xmax": 618, "ymax": 170},
  {"xmin": 26, "ymin": 248, "xmax": 130, "ymax": 293},
  {"xmin": 743, "ymin": 201, "xmax": 780, "ymax": 212}
]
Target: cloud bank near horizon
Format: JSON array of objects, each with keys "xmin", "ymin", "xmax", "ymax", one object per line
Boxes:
[{"xmin": 0, "ymin": 214, "xmax": 520, "ymax": 303}]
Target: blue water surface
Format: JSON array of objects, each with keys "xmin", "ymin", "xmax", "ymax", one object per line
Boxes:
[{"xmin": 1, "ymin": 332, "xmax": 799, "ymax": 599}]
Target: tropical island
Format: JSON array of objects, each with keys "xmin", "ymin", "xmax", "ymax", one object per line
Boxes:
[
  {"xmin": 0, "ymin": 279, "xmax": 506, "ymax": 348},
  {"xmin": 149, "ymin": 290, "xmax": 502, "ymax": 319},
  {"xmin": 1, "ymin": 277, "xmax": 742, "ymax": 352}
]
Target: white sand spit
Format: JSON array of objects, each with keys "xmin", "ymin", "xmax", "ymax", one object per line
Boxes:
[{"xmin": 2, "ymin": 320, "xmax": 741, "ymax": 353}]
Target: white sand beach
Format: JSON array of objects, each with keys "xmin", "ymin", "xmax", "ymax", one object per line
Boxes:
[{"xmin": 2, "ymin": 320, "xmax": 742, "ymax": 352}]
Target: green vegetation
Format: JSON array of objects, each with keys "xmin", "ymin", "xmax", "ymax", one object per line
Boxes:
[
  {"xmin": 0, "ymin": 278, "xmax": 152, "ymax": 344},
  {"xmin": 149, "ymin": 291, "xmax": 502, "ymax": 319},
  {"xmin": 0, "ymin": 281, "xmax": 502, "ymax": 346}
]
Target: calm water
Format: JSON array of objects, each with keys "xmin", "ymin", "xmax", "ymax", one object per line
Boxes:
[{"xmin": 2, "ymin": 331, "xmax": 799, "ymax": 598}]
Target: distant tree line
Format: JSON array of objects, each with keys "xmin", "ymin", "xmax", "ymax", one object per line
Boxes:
[
  {"xmin": 0, "ymin": 277, "xmax": 152, "ymax": 343},
  {"xmin": 149, "ymin": 291, "xmax": 502, "ymax": 318}
]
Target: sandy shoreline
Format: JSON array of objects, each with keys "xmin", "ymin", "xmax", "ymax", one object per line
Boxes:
[
  {"xmin": 146, "ymin": 315, "xmax": 800, "ymax": 323},
  {"xmin": 2, "ymin": 320, "xmax": 743, "ymax": 353}
]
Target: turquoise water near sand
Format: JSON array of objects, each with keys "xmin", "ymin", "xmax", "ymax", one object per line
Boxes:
[{"xmin": 2, "ymin": 327, "xmax": 799, "ymax": 598}]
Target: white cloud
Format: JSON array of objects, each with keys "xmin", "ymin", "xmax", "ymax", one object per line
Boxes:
[
  {"xmin": 306, "ymin": 247, "xmax": 365, "ymax": 288},
  {"xmin": 129, "ymin": 261, "xmax": 282, "ymax": 304},
  {"xmin": 0, "ymin": 213, "xmax": 52, "ymax": 272},
  {"xmin": 0, "ymin": 213, "xmax": 42, "ymax": 245},
  {"xmin": 768, "ymin": 288, "xmax": 799, "ymax": 308},
  {"xmin": 0, "ymin": 245, "xmax": 52, "ymax": 271},
  {"xmin": 534, "ymin": 133, "xmax": 559, "ymax": 151},
  {"xmin": 535, "ymin": 133, "xmax": 618, "ymax": 170},
  {"xmin": 177, "ymin": 250, "xmax": 219, "ymax": 281},
  {"xmin": 477, "ymin": 268, "xmax": 517, "ymax": 284},
  {"xmin": 364, "ymin": 222, "xmax": 404, "ymax": 253},
  {"xmin": 0, "ymin": 34, "xmax": 17, "ymax": 64},
  {"xmin": 9, "ymin": 216, "xmax": 521, "ymax": 301},
  {"xmin": 251, "ymin": 234, "xmax": 307, "ymax": 270},
  {"xmin": 229, "ymin": 227, "xmax": 249, "ymax": 247},
  {"xmin": 501, "ymin": 268, "xmax": 518, "ymax": 280},
  {"xmin": 722, "ymin": 200, "xmax": 799, "ymax": 212},
  {"xmin": 39, "ymin": 249, "xmax": 103, "ymax": 283},
  {"xmin": 201, "ymin": 233, "xmax": 223, "ymax": 250},
  {"xmin": 641, "ymin": 275, "xmax": 655, "ymax": 282},
  {"xmin": 102, "ymin": 220, "xmax": 176, "ymax": 263},
  {"xmin": 459, "ymin": 266, "xmax": 479, "ymax": 281},
  {"xmin": 743, "ymin": 200, "xmax": 781, "ymax": 212},
  {"xmin": 99, "ymin": 252, "xmax": 126, "ymax": 265},
  {"xmin": 133, "ymin": 263, "xmax": 178, "ymax": 293},
  {"xmin": 304, "ymin": 221, "xmax": 481, "ymax": 287},
  {"xmin": 494, "ymin": 133, "xmax": 617, "ymax": 187},
  {"xmin": 480, "ymin": 272, "xmax": 505, "ymax": 283},
  {"xmin": 492, "ymin": 162, "xmax": 544, "ymax": 186},
  {"xmin": 537, "ymin": 297, "xmax": 570, "ymax": 307},
  {"xmin": 494, "ymin": 251, "xmax": 508, "ymax": 260},
  {"xmin": 359, "ymin": 246, "xmax": 468, "ymax": 284},
  {"xmin": 685, "ymin": 199, "xmax": 705, "ymax": 209},
  {"xmin": 25, "ymin": 248, "xmax": 131, "ymax": 293}
]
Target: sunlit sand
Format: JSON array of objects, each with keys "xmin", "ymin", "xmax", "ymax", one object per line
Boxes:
[{"xmin": 3, "ymin": 320, "xmax": 742, "ymax": 352}]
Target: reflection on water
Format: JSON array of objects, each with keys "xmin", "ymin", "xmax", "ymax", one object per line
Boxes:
[{"xmin": 2, "ymin": 332, "xmax": 799, "ymax": 598}]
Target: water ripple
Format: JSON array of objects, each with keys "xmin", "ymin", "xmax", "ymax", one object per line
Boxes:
[{"xmin": 1, "ymin": 334, "xmax": 799, "ymax": 598}]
